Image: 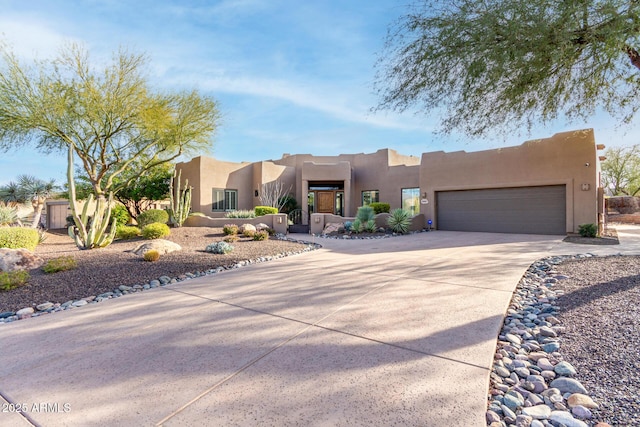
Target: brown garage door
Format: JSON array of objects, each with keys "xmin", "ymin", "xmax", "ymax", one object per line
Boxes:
[{"xmin": 436, "ymin": 185, "xmax": 566, "ymax": 235}]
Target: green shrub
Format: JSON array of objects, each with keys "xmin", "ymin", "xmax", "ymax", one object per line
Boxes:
[
  {"xmin": 344, "ymin": 221, "xmax": 353, "ymax": 232},
  {"xmin": 351, "ymin": 218, "xmax": 362, "ymax": 233},
  {"xmin": 223, "ymin": 235, "xmax": 239, "ymax": 243},
  {"xmin": 368, "ymin": 202, "xmax": 390, "ymax": 215},
  {"xmin": 116, "ymin": 225, "xmax": 141, "ymax": 240},
  {"xmin": 143, "ymin": 249, "xmax": 161, "ymax": 262},
  {"xmin": 578, "ymin": 223, "xmax": 597, "ymax": 238},
  {"xmin": 137, "ymin": 209, "xmax": 169, "ymax": 227},
  {"xmin": 42, "ymin": 256, "xmax": 77, "ymax": 274},
  {"xmin": 0, "ymin": 270, "xmax": 30, "ymax": 291},
  {"xmin": 387, "ymin": 208, "xmax": 412, "ymax": 234},
  {"xmin": 364, "ymin": 219, "xmax": 377, "ymax": 233},
  {"xmin": 223, "ymin": 224, "xmax": 239, "ymax": 235},
  {"xmin": 110, "ymin": 204, "xmax": 131, "ymax": 226},
  {"xmin": 242, "ymin": 229, "xmax": 256, "ymax": 238},
  {"xmin": 356, "ymin": 206, "xmax": 375, "ymax": 222},
  {"xmin": 253, "ymin": 230, "xmax": 269, "ymax": 241},
  {"xmin": 141, "ymin": 222, "xmax": 171, "ymax": 239},
  {"xmin": 254, "ymin": 206, "xmax": 278, "ymax": 216},
  {"xmin": 205, "ymin": 241, "xmax": 234, "ymax": 254},
  {"xmin": 225, "ymin": 210, "xmax": 256, "ymax": 218},
  {"xmin": 0, "ymin": 227, "xmax": 40, "ymax": 251}
]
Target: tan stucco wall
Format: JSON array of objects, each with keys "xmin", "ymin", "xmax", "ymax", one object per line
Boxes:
[
  {"xmin": 176, "ymin": 157, "xmax": 253, "ymax": 216},
  {"xmin": 419, "ymin": 129, "xmax": 601, "ymax": 233}
]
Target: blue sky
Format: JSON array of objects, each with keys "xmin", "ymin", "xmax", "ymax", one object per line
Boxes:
[{"xmin": 0, "ymin": 0, "xmax": 637, "ymax": 186}]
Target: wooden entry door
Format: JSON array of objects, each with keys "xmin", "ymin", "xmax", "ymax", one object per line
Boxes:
[{"xmin": 317, "ymin": 191, "xmax": 335, "ymax": 213}]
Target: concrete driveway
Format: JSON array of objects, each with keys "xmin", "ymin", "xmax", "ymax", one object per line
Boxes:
[{"xmin": 0, "ymin": 228, "xmax": 636, "ymax": 426}]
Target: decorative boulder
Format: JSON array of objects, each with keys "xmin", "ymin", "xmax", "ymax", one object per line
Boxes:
[
  {"xmin": 131, "ymin": 239, "xmax": 182, "ymax": 256},
  {"xmin": 0, "ymin": 248, "xmax": 44, "ymax": 272},
  {"xmin": 239, "ymin": 223, "xmax": 257, "ymax": 234},
  {"xmin": 255, "ymin": 223, "xmax": 270, "ymax": 231},
  {"xmin": 323, "ymin": 223, "xmax": 344, "ymax": 234}
]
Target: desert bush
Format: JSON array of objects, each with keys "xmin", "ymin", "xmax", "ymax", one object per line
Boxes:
[
  {"xmin": 364, "ymin": 219, "xmax": 377, "ymax": 233},
  {"xmin": 143, "ymin": 249, "xmax": 161, "ymax": 262},
  {"xmin": 0, "ymin": 270, "xmax": 30, "ymax": 291},
  {"xmin": 223, "ymin": 235, "xmax": 239, "ymax": 243},
  {"xmin": 253, "ymin": 230, "xmax": 269, "ymax": 241},
  {"xmin": 0, "ymin": 204, "xmax": 22, "ymax": 226},
  {"xmin": 116, "ymin": 225, "xmax": 141, "ymax": 240},
  {"xmin": 225, "ymin": 210, "xmax": 256, "ymax": 218},
  {"xmin": 205, "ymin": 241, "xmax": 234, "ymax": 254},
  {"xmin": 351, "ymin": 218, "xmax": 362, "ymax": 233},
  {"xmin": 356, "ymin": 206, "xmax": 375, "ymax": 223},
  {"xmin": 0, "ymin": 227, "xmax": 40, "ymax": 251},
  {"xmin": 242, "ymin": 229, "xmax": 256, "ymax": 238},
  {"xmin": 368, "ymin": 202, "xmax": 390, "ymax": 215},
  {"xmin": 387, "ymin": 208, "xmax": 412, "ymax": 234},
  {"xmin": 344, "ymin": 221, "xmax": 353, "ymax": 232},
  {"xmin": 137, "ymin": 209, "xmax": 169, "ymax": 227},
  {"xmin": 578, "ymin": 223, "xmax": 597, "ymax": 238},
  {"xmin": 254, "ymin": 206, "xmax": 278, "ymax": 216},
  {"xmin": 223, "ymin": 224, "xmax": 239, "ymax": 235},
  {"xmin": 110, "ymin": 204, "xmax": 131, "ymax": 226},
  {"xmin": 42, "ymin": 256, "xmax": 77, "ymax": 274},
  {"xmin": 141, "ymin": 222, "xmax": 171, "ymax": 239}
]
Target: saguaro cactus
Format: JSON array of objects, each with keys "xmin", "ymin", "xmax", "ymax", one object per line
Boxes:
[{"xmin": 168, "ymin": 168, "xmax": 192, "ymax": 227}]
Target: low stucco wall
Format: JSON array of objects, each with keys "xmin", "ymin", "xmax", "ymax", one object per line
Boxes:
[
  {"xmin": 310, "ymin": 213, "xmax": 426, "ymax": 235},
  {"xmin": 183, "ymin": 213, "xmax": 288, "ymax": 235}
]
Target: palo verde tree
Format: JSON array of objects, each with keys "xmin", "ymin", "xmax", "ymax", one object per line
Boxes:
[
  {"xmin": 0, "ymin": 43, "xmax": 220, "ymax": 248},
  {"xmin": 376, "ymin": 1, "xmax": 640, "ymax": 138}
]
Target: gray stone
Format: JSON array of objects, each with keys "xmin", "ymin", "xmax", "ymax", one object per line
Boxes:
[
  {"xmin": 501, "ymin": 404, "xmax": 517, "ymax": 421},
  {"xmin": 119, "ymin": 285, "xmax": 132, "ymax": 291},
  {"xmin": 550, "ymin": 377, "xmax": 587, "ymax": 394},
  {"xmin": 537, "ymin": 358, "xmax": 554, "ymax": 371},
  {"xmin": 36, "ymin": 302, "xmax": 54, "ymax": 311},
  {"xmin": 0, "ymin": 248, "xmax": 44, "ymax": 272},
  {"xmin": 149, "ymin": 280, "xmax": 161, "ymax": 287},
  {"xmin": 549, "ymin": 410, "xmax": 588, "ymax": 427},
  {"xmin": 505, "ymin": 333, "xmax": 522, "ymax": 345},
  {"xmin": 496, "ymin": 366, "xmax": 511, "ymax": 378},
  {"xmin": 159, "ymin": 275, "xmax": 172, "ymax": 284},
  {"xmin": 16, "ymin": 307, "xmax": 34, "ymax": 318},
  {"xmin": 554, "ymin": 361, "xmax": 577, "ymax": 376},
  {"xmin": 571, "ymin": 405, "xmax": 593, "ymax": 420},
  {"xmin": 530, "ymin": 420, "xmax": 544, "ymax": 427},
  {"xmin": 521, "ymin": 404, "xmax": 551, "ymax": 419},
  {"xmin": 503, "ymin": 392, "xmax": 524, "ymax": 410},
  {"xmin": 0, "ymin": 311, "xmax": 15, "ymax": 319},
  {"xmin": 542, "ymin": 341, "xmax": 560, "ymax": 353},
  {"xmin": 539, "ymin": 326, "xmax": 557, "ymax": 337},
  {"xmin": 72, "ymin": 300, "xmax": 87, "ymax": 307},
  {"xmin": 515, "ymin": 367, "xmax": 531, "ymax": 378},
  {"xmin": 516, "ymin": 414, "xmax": 533, "ymax": 427}
]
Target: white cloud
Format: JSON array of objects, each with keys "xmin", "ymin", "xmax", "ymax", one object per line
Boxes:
[{"xmin": 0, "ymin": 16, "xmax": 79, "ymax": 59}]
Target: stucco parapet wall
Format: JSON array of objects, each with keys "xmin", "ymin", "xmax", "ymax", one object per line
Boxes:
[
  {"xmin": 183, "ymin": 214, "xmax": 288, "ymax": 235},
  {"xmin": 302, "ymin": 161, "xmax": 352, "ymax": 181}
]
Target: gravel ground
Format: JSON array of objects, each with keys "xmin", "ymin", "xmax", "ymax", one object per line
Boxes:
[
  {"xmin": 0, "ymin": 227, "xmax": 311, "ymax": 314},
  {"xmin": 553, "ymin": 255, "xmax": 640, "ymax": 426}
]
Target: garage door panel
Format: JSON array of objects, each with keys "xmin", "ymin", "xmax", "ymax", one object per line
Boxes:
[{"xmin": 436, "ymin": 186, "xmax": 565, "ymax": 235}]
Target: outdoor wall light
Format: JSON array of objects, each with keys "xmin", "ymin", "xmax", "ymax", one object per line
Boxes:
[
  {"xmin": 314, "ymin": 217, "xmax": 321, "ymax": 223},
  {"xmin": 277, "ymin": 217, "xmax": 283, "ymax": 224},
  {"xmin": 585, "ymin": 162, "xmax": 590, "ymax": 167},
  {"xmin": 254, "ymin": 190, "xmax": 259, "ymax": 197}
]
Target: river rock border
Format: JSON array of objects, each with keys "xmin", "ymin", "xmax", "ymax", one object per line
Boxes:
[
  {"xmin": 487, "ymin": 254, "xmax": 611, "ymax": 427},
  {"xmin": 0, "ymin": 236, "xmax": 320, "ymax": 325}
]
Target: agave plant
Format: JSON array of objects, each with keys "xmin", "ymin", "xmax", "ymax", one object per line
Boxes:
[{"xmin": 387, "ymin": 208, "xmax": 412, "ymax": 234}]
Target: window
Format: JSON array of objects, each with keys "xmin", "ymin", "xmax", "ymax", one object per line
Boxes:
[
  {"xmin": 361, "ymin": 190, "xmax": 379, "ymax": 206},
  {"xmin": 212, "ymin": 188, "xmax": 238, "ymax": 212},
  {"xmin": 402, "ymin": 188, "xmax": 420, "ymax": 215}
]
